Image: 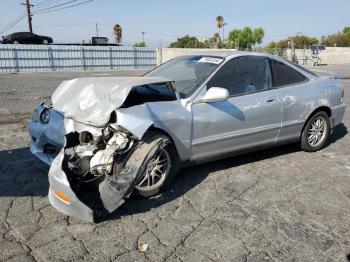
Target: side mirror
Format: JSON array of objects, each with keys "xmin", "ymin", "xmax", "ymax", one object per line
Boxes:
[{"xmin": 201, "ymin": 87, "xmax": 229, "ymax": 103}]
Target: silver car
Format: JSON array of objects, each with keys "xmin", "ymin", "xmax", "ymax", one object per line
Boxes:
[{"xmin": 28, "ymin": 52, "xmax": 346, "ymax": 221}]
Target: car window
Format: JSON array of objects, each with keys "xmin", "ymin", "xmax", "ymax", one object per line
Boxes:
[
  {"xmin": 207, "ymin": 56, "xmax": 272, "ymax": 96},
  {"xmin": 269, "ymin": 59, "xmax": 308, "ymax": 87},
  {"xmin": 290, "ymin": 62, "xmax": 317, "ymax": 76},
  {"xmin": 18, "ymin": 32, "xmax": 32, "ymax": 37},
  {"xmin": 145, "ymin": 55, "xmax": 223, "ymax": 98},
  {"xmin": 138, "ymin": 83, "xmax": 175, "ymax": 98}
]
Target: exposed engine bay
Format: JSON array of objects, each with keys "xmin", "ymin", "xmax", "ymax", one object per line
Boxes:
[
  {"xmin": 29, "ymin": 76, "xmax": 191, "ymax": 222},
  {"xmin": 60, "ymin": 125, "xmax": 137, "ymax": 217},
  {"xmin": 64, "ymin": 127, "xmax": 132, "ymax": 191}
]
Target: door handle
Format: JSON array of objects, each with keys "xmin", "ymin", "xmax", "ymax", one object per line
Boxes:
[{"xmin": 266, "ymin": 97, "xmax": 276, "ymax": 103}]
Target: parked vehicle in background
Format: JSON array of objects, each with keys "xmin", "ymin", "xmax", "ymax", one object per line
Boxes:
[
  {"xmin": 91, "ymin": 37, "xmax": 109, "ymax": 46},
  {"xmin": 2, "ymin": 32, "xmax": 53, "ymax": 45}
]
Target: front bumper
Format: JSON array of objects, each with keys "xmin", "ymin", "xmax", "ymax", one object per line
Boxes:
[{"xmin": 48, "ymin": 150, "xmax": 95, "ymax": 222}]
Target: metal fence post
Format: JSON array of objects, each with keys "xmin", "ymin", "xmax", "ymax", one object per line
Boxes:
[
  {"xmin": 80, "ymin": 47, "xmax": 86, "ymax": 70},
  {"xmin": 47, "ymin": 46, "xmax": 55, "ymax": 71},
  {"xmin": 157, "ymin": 48, "xmax": 163, "ymax": 66},
  {"xmin": 11, "ymin": 48, "xmax": 19, "ymax": 72},
  {"xmin": 109, "ymin": 47, "xmax": 113, "ymax": 69},
  {"xmin": 133, "ymin": 47, "xmax": 137, "ymax": 69}
]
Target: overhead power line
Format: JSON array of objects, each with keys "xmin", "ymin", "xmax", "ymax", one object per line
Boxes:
[
  {"xmin": 33, "ymin": 0, "xmax": 95, "ymax": 14},
  {"xmin": 33, "ymin": 22, "xmax": 95, "ymax": 27},
  {"xmin": 1, "ymin": 13, "xmax": 26, "ymax": 32},
  {"xmin": 0, "ymin": 14, "xmax": 27, "ymax": 34},
  {"xmin": 33, "ymin": 0, "xmax": 80, "ymax": 12},
  {"xmin": 34, "ymin": 0, "xmax": 63, "ymax": 7}
]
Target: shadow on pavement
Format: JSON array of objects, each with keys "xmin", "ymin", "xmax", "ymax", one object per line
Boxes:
[
  {"xmin": 326, "ymin": 123, "xmax": 348, "ymax": 146},
  {"xmin": 0, "ymin": 147, "xmax": 49, "ymax": 197}
]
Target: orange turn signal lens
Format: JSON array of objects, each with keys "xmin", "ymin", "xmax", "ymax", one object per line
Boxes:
[{"xmin": 54, "ymin": 190, "xmax": 70, "ymax": 203}]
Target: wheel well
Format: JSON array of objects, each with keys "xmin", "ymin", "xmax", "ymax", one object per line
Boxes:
[
  {"xmin": 302, "ymin": 106, "xmax": 332, "ymax": 132},
  {"xmin": 144, "ymin": 126, "xmax": 180, "ymax": 157},
  {"xmin": 312, "ymin": 106, "xmax": 331, "ymax": 118}
]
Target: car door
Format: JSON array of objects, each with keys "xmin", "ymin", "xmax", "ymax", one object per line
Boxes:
[
  {"xmin": 20, "ymin": 32, "xmax": 32, "ymax": 44},
  {"xmin": 32, "ymin": 33, "xmax": 40, "ymax": 44},
  {"xmin": 14, "ymin": 33, "xmax": 25, "ymax": 43},
  {"xmin": 268, "ymin": 58, "xmax": 312, "ymax": 142},
  {"xmin": 190, "ymin": 55, "xmax": 283, "ymax": 161}
]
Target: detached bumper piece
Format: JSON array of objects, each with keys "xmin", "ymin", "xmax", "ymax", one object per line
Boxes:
[{"xmin": 48, "ymin": 130, "xmax": 165, "ymax": 222}]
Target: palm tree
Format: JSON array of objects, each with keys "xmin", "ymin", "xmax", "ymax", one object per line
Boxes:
[
  {"xmin": 216, "ymin": 16, "xmax": 224, "ymax": 34},
  {"xmin": 211, "ymin": 33, "xmax": 221, "ymax": 49},
  {"xmin": 113, "ymin": 24, "xmax": 123, "ymax": 45}
]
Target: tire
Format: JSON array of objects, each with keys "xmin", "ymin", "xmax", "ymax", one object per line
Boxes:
[
  {"xmin": 13, "ymin": 40, "xmax": 19, "ymax": 44},
  {"xmin": 301, "ymin": 111, "xmax": 330, "ymax": 152},
  {"xmin": 133, "ymin": 133, "xmax": 179, "ymax": 198},
  {"xmin": 42, "ymin": 39, "xmax": 49, "ymax": 45}
]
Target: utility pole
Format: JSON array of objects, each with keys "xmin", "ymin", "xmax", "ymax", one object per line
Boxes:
[
  {"xmin": 142, "ymin": 32, "xmax": 145, "ymax": 43},
  {"xmin": 22, "ymin": 0, "xmax": 33, "ymax": 33},
  {"xmin": 95, "ymin": 23, "xmax": 99, "ymax": 37}
]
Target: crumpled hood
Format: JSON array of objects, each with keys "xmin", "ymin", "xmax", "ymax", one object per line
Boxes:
[{"xmin": 51, "ymin": 76, "xmax": 171, "ymax": 126}]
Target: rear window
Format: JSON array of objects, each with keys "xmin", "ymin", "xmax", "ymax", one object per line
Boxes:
[{"xmin": 270, "ymin": 59, "xmax": 308, "ymax": 87}]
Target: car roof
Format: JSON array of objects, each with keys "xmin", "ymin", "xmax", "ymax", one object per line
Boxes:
[
  {"xmin": 194, "ymin": 50, "xmax": 317, "ymax": 78},
  {"xmin": 195, "ymin": 50, "xmax": 280, "ymax": 60}
]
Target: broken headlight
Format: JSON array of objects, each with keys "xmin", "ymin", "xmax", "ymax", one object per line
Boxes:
[{"xmin": 40, "ymin": 108, "xmax": 51, "ymax": 123}]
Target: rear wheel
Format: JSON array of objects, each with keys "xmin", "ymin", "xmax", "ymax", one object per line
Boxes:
[
  {"xmin": 301, "ymin": 111, "xmax": 330, "ymax": 152},
  {"xmin": 134, "ymin": 133, "xmax": 179, "ymax": 198}
]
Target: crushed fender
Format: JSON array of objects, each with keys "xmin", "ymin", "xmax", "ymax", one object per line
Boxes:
[{"xmin": 48, "ymin": 123, "xmax": 166, "ymax": 222}]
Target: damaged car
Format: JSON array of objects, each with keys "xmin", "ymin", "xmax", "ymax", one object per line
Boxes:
[{"xmin": 29, "ymin": 52, "xmax": 346, "ymax": 222}]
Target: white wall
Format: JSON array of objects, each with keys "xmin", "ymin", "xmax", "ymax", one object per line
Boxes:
[
  {"xmin": 318, "ymin": 47, "xmax": 350, "ymax": 65},
  {"xmin": 286, "ymin": 47, "xmax": 350, "ymax": 65}
]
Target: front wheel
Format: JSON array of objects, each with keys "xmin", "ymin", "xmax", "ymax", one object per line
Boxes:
[
  {"xmin": 134, "ymin": 133, "xmax": 179, "ymax": 198},
  {"xmin": 42, "ymin": 39, "xmax": 49, "ymax": 45},
  {"xmin": 301, "ymin": 111, "xmax": 330, "ymax": 152}
]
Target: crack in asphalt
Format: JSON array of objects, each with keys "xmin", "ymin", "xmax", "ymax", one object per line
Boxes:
[{"xmin": 3, "ymin": 198, "xmax": 39, "ymax": 262}]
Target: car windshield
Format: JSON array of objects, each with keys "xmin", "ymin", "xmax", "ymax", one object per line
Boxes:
[{"xmin": 145, "ymin": 55, "xmax": 224, "ymax": 98}]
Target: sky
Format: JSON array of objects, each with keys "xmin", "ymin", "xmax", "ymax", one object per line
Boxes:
[{"xmin": 0, "ymin": 0, "xmax": 349, "ymax": 47}]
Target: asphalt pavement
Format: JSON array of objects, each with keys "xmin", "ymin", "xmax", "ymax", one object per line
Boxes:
[{"xmin": 0, "ymin": 65, "xmax": 349, "ymax": 261}]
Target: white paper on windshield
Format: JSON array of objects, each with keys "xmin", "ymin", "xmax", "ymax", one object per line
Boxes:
[{"xmin": 198, "ymin": 57, "xmax": 223, "ymax": 64}]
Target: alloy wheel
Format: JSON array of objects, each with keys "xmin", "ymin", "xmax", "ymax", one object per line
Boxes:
[
  {"xmin": 135, "ymin": 147, "xmax": 171, "ymax": 190},
  {"xmin": 307, "ymin": 116, "xmax": 328, "ymax": 147}
]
